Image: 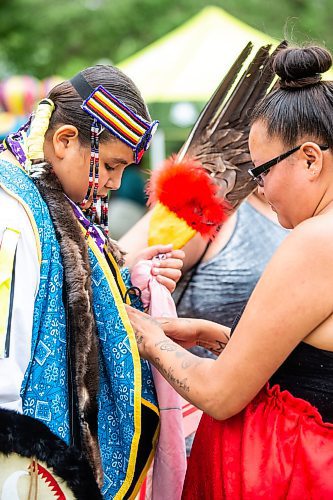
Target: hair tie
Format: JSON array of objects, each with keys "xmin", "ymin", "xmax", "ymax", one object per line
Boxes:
[{"xmin": 26, "ymin": 98, "xmax": 55, "ymax": 162}]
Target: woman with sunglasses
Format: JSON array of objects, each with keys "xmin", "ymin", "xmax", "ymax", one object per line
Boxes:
[{"xmin": 127, "ymin": 43, "xmax": 333, "ymax": 498}]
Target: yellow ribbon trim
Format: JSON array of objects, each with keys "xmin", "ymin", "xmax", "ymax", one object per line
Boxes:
[
  {"xmin": 0, "ymin": 228, "xmax": 20, "ymax": 358},
  {"xmin": 129, "ymin": 400, "xmax": 160, "ymax": 500},
  {"xmin": 104, "ymin": 247, "xmax": 130, "ymax": 303},
  {"xmin": 148, "ymin": 201, "xmax": 196, "ymax": 250},
  {"xmin": 80, "ymin": 226, "xmax": 158, "ymax": 499},
  {"xmin": 141, "ymin": 397, "xmax": 160, "ymax": 416}
]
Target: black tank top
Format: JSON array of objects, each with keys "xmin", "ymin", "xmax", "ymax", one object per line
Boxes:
[
  {"xmin": 270, "ymin": 342, "xmax": 333, "ymax": 423},
  {"xmin": 230, "ymin": 311, "xmax": 333, "ymax": 423}
]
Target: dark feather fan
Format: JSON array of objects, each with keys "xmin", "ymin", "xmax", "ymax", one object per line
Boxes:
[
  {"xmin": 146, "ymin": 41, "xmax": 287, "ymax": 249},
  {"xmin": 177, "ymin": 41, "xmax": 288, "ymax": 211}
]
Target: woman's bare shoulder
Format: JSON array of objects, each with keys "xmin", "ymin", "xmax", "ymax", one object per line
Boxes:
[{"xmin": 275, "ymin": 212, "xmax": 333, "ymax": 255}]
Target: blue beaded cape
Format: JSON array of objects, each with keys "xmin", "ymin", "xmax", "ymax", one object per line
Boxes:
[{"xmin": 0, "ymin": 159, "xmax": 159, "ymax": 499}]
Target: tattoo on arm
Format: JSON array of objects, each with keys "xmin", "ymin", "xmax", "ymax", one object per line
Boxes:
[
  {"xmin": 211, "ymin": 339, "xmax": 227, "ymax": 355},
  {"xmin": 132, "ymin": 325, "xmax": 144, "ymax": 345},
  {"xmin": 180, "ymin": 357, "xmax": 193, "ymax": 369},
  {"xmin": 153, "ymin": 336, "xmax": 205, "ymax": 394},
  {"xmin": 155, "ymin": 339, "xmax": 203, "ymax": 368},
  {"xmin": 198, "ymin": 338, "xmax": 227, "ymax": 356},
  {"xmin": 155, "ymin": 339, "xmax": 181, "ymax": 352},
  {"xmin": 158, "ymin": 336, "xmax": 206, "ymax": 362},
  {"xmin": 135, "ymin": 333, "xmax": 143, "ymax": 345},
  {"xmin": 154, "ymin": 357, "xmax": 190, "ymax": 393}
]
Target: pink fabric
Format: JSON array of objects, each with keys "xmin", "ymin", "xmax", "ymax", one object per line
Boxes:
[
  {"xmin": 132, "ymin": 257, "xmax": 187, "ymax": 500},
  {"xmin": 181, "ymin": 398, "xmax": 203, "ymax": 437}
]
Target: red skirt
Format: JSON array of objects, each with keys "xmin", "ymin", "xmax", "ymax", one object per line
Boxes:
[{"xmin": 182, "ymin": 384, "xmax": 333, "ymax": 499}]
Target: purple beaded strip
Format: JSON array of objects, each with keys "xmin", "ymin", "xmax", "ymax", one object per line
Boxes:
[
  {"xmin": 66, "ymin": 196, "xmax": 105, "ymax": 253},
  {"xmin": 0, "ymin": 118, "xmax": 31, "ymax": 170}
]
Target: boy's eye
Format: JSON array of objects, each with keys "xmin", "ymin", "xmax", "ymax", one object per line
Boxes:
[
  {"xmin": 105, "ymin": 163, "xmax": 115, "ymax": 171},
  {"xmin": 262, "ymin": 168, "xmax": 271, "ymax": 177}
]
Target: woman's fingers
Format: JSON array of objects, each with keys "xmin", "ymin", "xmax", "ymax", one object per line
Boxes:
[
  {"xmin": 154, "ymin": 256, "xmax": 184, "ymax": 269},
  {"xmin": 152, "ymin": 256, "xmax": 184, "ymax": 290},
  {"xmin": 168, "ymin": 249, "xmax": 185, "ymax": 260},
  {"xmin": 153, "ymin": 265, "xmax": 182, "ymax": 280},
  {"xmin": 125, "ymin": 304, "xmax": 164, "ymax": 336},
  {"xmin": 155, "ymin": 317, "xmax": 199, "ymax": 347},
  {"xmin": 125, "ymin": 303, "xmax": 149, "ymax": 321},
  {"xmin": 125, "ymin": 306, "xmax": 151, "ymax": 357},
  {"xmin": 154, "ymin": 274, "xmax": 178, "ymax": 292},
  {"xmin": 139, "ymin": 244, "xmax": 173, "ymax": 260}
]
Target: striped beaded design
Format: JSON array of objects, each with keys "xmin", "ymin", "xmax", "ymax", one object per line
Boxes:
[{"xmin": 82, "ymin": 85, "xmax": 158, "ymax": 164}]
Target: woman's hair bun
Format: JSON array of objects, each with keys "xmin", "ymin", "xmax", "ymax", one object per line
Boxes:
[{"xmin": 273, "ymin": 45, "xmax": 332, "ymax": 89}]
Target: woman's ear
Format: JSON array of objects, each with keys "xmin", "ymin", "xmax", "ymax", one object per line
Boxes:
[
  {"xmin": 51, "ymin": 125, "xmax": 80, "ymax": 160},
  {"xmin": 301, "ymin": 142, "xmax": 324, "ymax": 179}
]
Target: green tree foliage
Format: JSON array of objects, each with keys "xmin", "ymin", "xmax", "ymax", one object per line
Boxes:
[{"xmin": 0, "ymin": 0, "xmax": 332, "ymax": 79}]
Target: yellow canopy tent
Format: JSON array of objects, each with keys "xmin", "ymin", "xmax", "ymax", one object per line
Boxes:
[
  {"xmin": 118, "ymin": 5, "xmax": 279, "ymax": 103},
  {"xmin": 118, "ymin": 6, "xmax": 333, "ymax": 163}
]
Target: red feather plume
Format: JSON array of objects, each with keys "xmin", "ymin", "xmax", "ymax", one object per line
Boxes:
[{"xmin": 147, "ymin": 156, "xmax": 230, "ymax": 239}]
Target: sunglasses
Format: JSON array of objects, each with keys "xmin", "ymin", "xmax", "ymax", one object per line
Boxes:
[{"xmin": 248, "ymin": 144, "xmax": 329, "ymax": 187}]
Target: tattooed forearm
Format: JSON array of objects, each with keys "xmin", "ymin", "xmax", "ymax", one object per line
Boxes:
[
  {"xmin": 198, "ymin": 338, "xmax": 227, "ymax": 356},
  {"xmin": 154, "ymin": 357, "xmax": 190, "ymax": 393},
  {"xmin": 155, "ymin": 339, "xmax": 181, "ymax": 352},
  {"xmin": 135, "ymin": 333, "xmax": 143, "ymax": 345},
  {"xmin": 155, "ymin": 339, "xmax": 204, "ymax": 369},
  {"xmin": 181, "ymin": 358, "xmax": 193, "ymax": 369},
  {"xmin": 211, "ymin": 339, "xmax": 227, "ymax": 355}
]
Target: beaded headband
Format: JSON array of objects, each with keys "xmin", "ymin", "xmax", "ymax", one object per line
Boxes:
[{"xmin": 70, "ymin": 72, "xmax": 158, "ymax": 163}]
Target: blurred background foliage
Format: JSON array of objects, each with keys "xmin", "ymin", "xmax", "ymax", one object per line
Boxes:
[
  {"xmin": 0, "ymin": 0, "xmax": 332, "ymax": 79},
  {"xmin": 1, "ymin": 0, "xmax": 332, "ymax": 234}
]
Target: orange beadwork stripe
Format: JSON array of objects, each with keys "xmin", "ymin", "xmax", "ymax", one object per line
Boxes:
[
  {"xmin": 87, "ymin": 99, "xmax": 140, "ymax": 145},
  {"xmin": 94, "ymin": 91, "xmax": 146, "ymax": 136}
]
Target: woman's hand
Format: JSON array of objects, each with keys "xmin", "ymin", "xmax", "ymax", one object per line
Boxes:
[
  {"xmin": 125, "ymin": 305, "xmax": 166, "ymax": 359},
  {"xmin": 131, "ymin": 244, "xmax": 185, "ymax": 293},
  {"xmin": 156, "ymin": 317, "xmax": 202, "ymax": 349},
  {"xmin": 159, "ymin": 317, "xmax": 230, "ymax": 355},
  {"xmin": 127, "ymin": 309, "xmax": 230, "ymax": 356}
]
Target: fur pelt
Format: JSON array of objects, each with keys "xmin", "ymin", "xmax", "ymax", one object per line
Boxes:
[
  {"xmin": 34, "ymin": 165, "xmax": 106, "ymax": 485},
  {"xmin": 105, "ymin": 235, "xmax": 126, "ymax": 267},
  {"xmin": 0, "ymin": 408, "xmax": 102, "ymax": 499}
]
